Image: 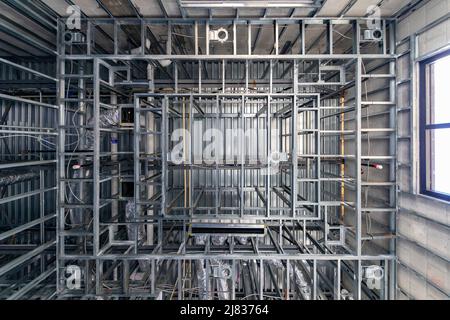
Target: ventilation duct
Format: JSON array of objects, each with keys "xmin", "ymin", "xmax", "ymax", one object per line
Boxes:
[{"xmin": 0, "ymin": 170, "xmax": 39, "ymax": 187}]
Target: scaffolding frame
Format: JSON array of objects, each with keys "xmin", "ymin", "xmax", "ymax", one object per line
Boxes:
[
  {"xmin": 0, "ymin": 58, "xmax": 58, "ymax": 300},
  {"xmin": 56, "ymin": 16, "xmax": 397, "ymax": 300}
]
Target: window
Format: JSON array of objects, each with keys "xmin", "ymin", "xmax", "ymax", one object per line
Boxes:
[{"xmin": 420, "ymin": 50, "xmax": 450, "ymax": 201}]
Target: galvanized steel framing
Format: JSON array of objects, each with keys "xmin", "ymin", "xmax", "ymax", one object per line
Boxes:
[{"xmin": 55, "ymin": 16, "xmax": 398, "ymax": 300}]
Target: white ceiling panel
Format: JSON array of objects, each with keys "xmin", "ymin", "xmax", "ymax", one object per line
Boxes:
[
  {"xmin": 316, "ymin": 0, "xmax": 350, "ymax": 17},
  {"xmin": 161, "ymin": 0, "xmax": 184, "ymax": 17},
  {"xmin": 41, "ymin": 0, "xmax": 71, "ymax": 16},
  {"xmin": 41, "ymin": 0, "xmax": 108, "ymax": 17},
  {"xmin": 344, "ymin": 0, "xmax": 382, "ymax": 16},
  {"xmin": 266, "ymin": 8, "xmax": 295, "ymax": 17},
  {"xmin": 41, "ymin": 0, "xmax": 414, "ymax": 18},
  {"xmin": 185, "ymin": 8, "xmax": 209, "ymax": 17},
  {"xmin": 344, "ymin": 0, "xmax": 410, "ymax": 17},
  {"xmin": 378, "ymin": 0, "xmax": 412, "ymax": 16},
  {"xmin": 236, "ymin": 8, "xmax": 265, "ymax": 17},
  {"xmin": 131, "ymin": 0, "xmax": 165, "ymax": 17},
  {"xmin": 0, "ymin": 31, "xmax": 46, "ymax": 56},
  {"xmin": 292, "ymin": 8, "xmax": 318, "ymax": 17},
  {"xmin": 211, "ymin": 8, "xmax": 237, "ymax": 17},
  {"xmin": 72, "ymin": 0, "xmax": 108, "ymax": 17}
]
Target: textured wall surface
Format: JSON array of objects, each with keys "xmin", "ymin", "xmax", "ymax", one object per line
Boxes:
[{"xmin": 396, "ymin": 0, "xmax": 450, "ymax": 300}]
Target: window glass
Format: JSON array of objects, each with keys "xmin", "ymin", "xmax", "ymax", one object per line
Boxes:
[
  {"xmin": 421, "ymin": 52, "xmax": 450, "ymax": 200},
  {"xmin": 430, "ymin": 55, "xmax": 450, "ymax": 125},
  {"xmin": 429, "ymin": 129, "xmax": 450, "ymax": 195}
]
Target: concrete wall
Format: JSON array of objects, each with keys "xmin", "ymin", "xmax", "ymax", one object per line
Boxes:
[{"xmin": 396, "ymin": 0, "xmax": 450, "ymax": 300}]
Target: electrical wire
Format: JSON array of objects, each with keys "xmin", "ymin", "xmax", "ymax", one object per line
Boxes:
[
  {"xmin": 240, "ymin": 293, "xmax": 283, "ymax": 300},
  {"xmin": 64, "ymin": 45, "xmax": 86, "ymax": 205},
  {"xmin": 361, "ymin": 61, "xmax": 373, "ymax": 244},
  {"xmin": 0, "ymin": 131, "xmax": 79, "ymax": 148},
  {"xmin": 172, "ymin": 25, "xmax": 286, "ymax": 40},
  {"xmin": 334, "ymin": 29, "xmax": 352, "ymax": 40},
  {"xmin": 0, "ymin": 134, "xmax": 56, "ymax": 148}
]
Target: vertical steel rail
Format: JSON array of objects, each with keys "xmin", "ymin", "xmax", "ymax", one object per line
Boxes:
[
  {"xmin": 266, "ymin": 96, "xmax": 271, "ymax": 218},
  {"xmin": 259, "ymin": 259, "xmax": 264, "ymax": 300},
  {"xmin": 189, "ymin": 95, "xmax": 194, "ymax": 217},
  {"xmin": 56, "ymin": 19, "xmax": 66, "ymax": 294},
  {"xmin": 233, "ymin": 22, "xmax": 237, "ymax": 55},
  {"xmin": 317, "ymin": 94, "xmax": 322, "ymax": 222},
  {"xmin": 194, "ymin": 21, "xmax": 199, "ymax": 56},
  {"xmin": 248, "ymin": 23, "xmax": 252, "ymax": 56},
  {"xmin": 241, "ymin": 96, "xmax": 245, "ymax": 217},
  {"xmin": 336, "ymin": 259, "xmax": 341, "ymax": 300},
  {"xmin": 313, "ymin": 259, "xmax": 317, "ymax": 300},
  {"xmin": 39, "ymin": 97, "xmax": 46, "ymax": 275},
  {"xmin": 162, "ymin": 97, "xmax": 168, "ymax": 218},
  {"xmin": 134, "ymin": 96, "xmax": 141, "ymax": 254},
  {"xmin": 205, "ymin": 21, "xmax": 210, "ymax": 56},
  {"xmin": 292, "ymin": 61, "xmax": 299, "ymax": 217},
  {"xmin": 274, "ymin": 22, "xmax": 279, "ymax": 56},
  {"xmin": 300, "ymin": 21, "xmax": 306, "ymax": 55},
  {"xmin": 216, "ymin": 96, "xmax": 220, "ymax": 216},
  {"xmin": 355, "ymin": 57, "xmax": 363, "ymax": 300},
  {"xmin": 286, "ymin": 260, "xmax": 290, "ymax": 300},
  {"xmin": 327, "ymin": 22, "xmax": 333, "ymax": 54},
  {"xmin": 93, "ymin": 58, "xmax": 102, "ymax": 295},
  {"xmin": 389, "ymin": 21, "xmax": 398, "ymax": 300}
]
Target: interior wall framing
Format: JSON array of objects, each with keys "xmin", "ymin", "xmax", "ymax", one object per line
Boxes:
[
  {"xmin": 55, "ymin": 16, "xmax": 398, "ymax": 300},
  {"xmin": 395, "ymin": 0, "xmax": 450, "ymax": 300},
  {"xmin": 0, "ymin": 58, "xmax": 58, "ymax": 300}
]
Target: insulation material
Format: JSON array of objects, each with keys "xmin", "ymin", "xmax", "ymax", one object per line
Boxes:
[
  {"xmin": 0, "ymin": 170, "xmax": 39, "ymax": 187},
  {"xmin": 194, "ymin": 236, "xmax": 227, "ymax": 246},
  {"xmin": 68, "ymin": 169, "xmax": 92, "ymax": 227},
  {"xmin": 194, "ymin": 236, "xmax": 209, "ymax": 300},
  {"xmin": 211, "ymin": 259, "xmax": 231, "ymax": 300},
  {"xmin": 341, "ymin": 289, "xmax": 354, "ymax": 300},
  {"xmin": 195, "ymin": 259, "xmax": 232, "ymax": 300},
  {"xmin": 196, "ymin": 260, "xmax": 209, "ymax": 300},
  {"xmin": 125, "ymin": 200, "xmax": 146, "ymax": 243},
  {"xmin": 194, "ymin": 236, "xmax": 231, "ymax": 300},
  {"xmin": 126, "ymin": 200, "xmax": 149, "ymax": 273},
  {"xmin": 216, "ymin": 276, "xmax": 231, "ymax": 300},
  {"xmin": 236, "ymin": 237, "xmax": 249, "ymax": 245},
  {"xmin": 270, "ymin": 260, "xmax": 312, "ymax": 300},
  {"xmin": 98, "ymin": 109, "xmax": 121, "ymax": 127},
  {"xmin": 211, "ymin": 236, "xmax": 227, "ymax": 246},
  {"xmin": 85, "ymin": 109, "xmax": 120, "ymax": 150},
  {"xmin": 194, "ymin": 235, "xmax": 208, "ymax": 245},
  {"xmin": 67, "ymin": 109, "xmax": 119, "ymax": 225}
]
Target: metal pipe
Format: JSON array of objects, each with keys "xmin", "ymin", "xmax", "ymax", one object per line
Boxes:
[
  {"xmin": 0, "ymin": 241, "xmax": 56, "ymax": 277},
  {"xmin": 340, "ymin": 93, "xmax": 345, "ymax": 222},
  {"xmin": 0, "ymin": 93, "xmax": 58, "ymax": 109},
  {"xmin": 0, "ymin": 57, "xmax": 57, "ymax": 82}
]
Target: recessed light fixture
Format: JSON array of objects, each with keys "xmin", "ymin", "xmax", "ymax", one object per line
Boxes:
[{"xmin": 180, "ymin": 0, "xmax": 320, "ymax": 9}]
